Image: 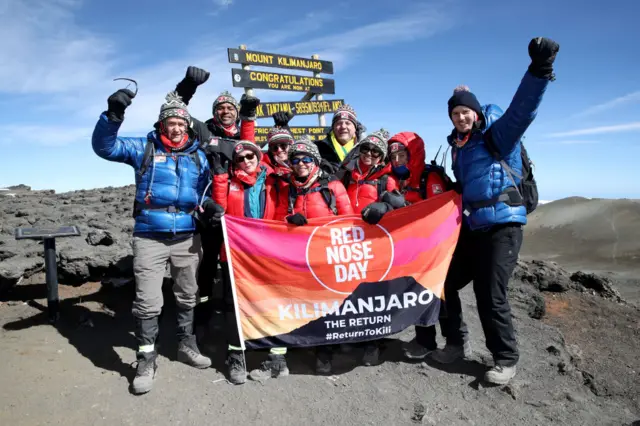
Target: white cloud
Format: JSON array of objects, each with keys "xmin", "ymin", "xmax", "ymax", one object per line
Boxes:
[
  {"xmin": 574, "ymin": 90, "xmax": 640, "ymax": 117},
  {"xmin": 547, "ymin": 122, "xmax": 640, "ymax": 137}
]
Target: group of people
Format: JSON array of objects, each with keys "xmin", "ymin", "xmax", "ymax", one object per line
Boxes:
[{"xmin": 91, "ymin": 36, "xmax": 560, "ymax": 395}]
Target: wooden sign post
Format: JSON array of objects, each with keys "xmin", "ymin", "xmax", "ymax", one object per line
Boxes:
[{"xmin": 228, "ymin": 47, "xmax": 340, "ymax": 142}]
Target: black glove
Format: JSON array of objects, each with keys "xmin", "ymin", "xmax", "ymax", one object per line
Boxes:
[
  {"xmin": 381, "ymin": 190, "xmax": 407, "ymax": 209},
  {"xmin": 175, "ymin": 66, "xmax": 210, "ymax": 105},
  {"xmin": 527, "ymin": 37, "xmax": 560, "ymax": 80},
  {"xmin": 239, "ymin": 94, "xmax": 260, "ymax": 121},
  {"xmin": 106, "ymin": 89, "xmax": 135, "ymax": 122},
  {"xmin": 205, "ymin": 149, "xmax": 228, "ymax": 175},
  {"xmin": 199, "ymin": 199, "xmax": 224, "ymax": 226},
  {"xmin": 185, "ymin": 66, "xmax": 210, "ymax": 86},
  {"xmin": 273, "ymin": 111, "xmax": 293, "ymax": 127},
  {"xmin": 361, "ymin": 202, "xmax": 392, "ymax": 225},
  {"xmin": 319, "ymin": 159, "xmax": 339, "ymax": 175},
  {"xmin": 286, "ymin": 213, "xmax": 308, "ymax": 226}
]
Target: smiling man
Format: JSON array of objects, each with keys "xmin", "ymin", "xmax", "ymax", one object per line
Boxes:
[
  {"xmin": 92, "ymin": 90, "xmax": 219, "ymax": 395},
  {"xmin": 315, "ymin": 104, "xmax": 364, "ymax": 174}
]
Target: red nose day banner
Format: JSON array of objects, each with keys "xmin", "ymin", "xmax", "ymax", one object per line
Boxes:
[{"xmin": 222, "ymin": 191, "xmax": 462, "ymax": 349}]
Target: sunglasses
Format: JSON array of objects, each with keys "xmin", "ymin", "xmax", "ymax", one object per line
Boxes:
[
  {"xmin": 360, "ymin": 144, "xmax": 383, "ymax": 158},
  {"xmin": 270, "ymin": 143, "xmax": 290, "ymax": 152},
  {"xmin": 235, "ymin": 153, "xmax": 256, "ymax": 163},
  {"xmin": 291, "ymin": 156, "xmax": 314, "ymax": 166}
]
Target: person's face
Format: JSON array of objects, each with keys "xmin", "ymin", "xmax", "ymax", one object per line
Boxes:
[
  {"xmin": 235, "ymin": 149, "xmax": 258, "ymax": 174},
  {"xmin": 291, "ymin": 154, "xmax": 315, "ymax": 178},
  {"xmin": 451, "ymin": 106, "xmax": 477, "ymax": 133},
  {"xmin": 333, "ymin": 119, "xmax": 356, "ymax": 143},
  {"xmin": 270, "ymin": 142, "xmax": 290, "ymax": 163},
  {"xmin": 216, "ymin": 103, "xmax": 237, "ymax": 125},
  {"xmin": 358, "ymin": 143, "xmax": 383, "ymax": 167},
  {"xmin": 164, "ymin": 117, "xmax": 188, "ymax": 143},
  {"xmin": 390, "ymin": 148, "xmax": 409, "ymax": 168}
]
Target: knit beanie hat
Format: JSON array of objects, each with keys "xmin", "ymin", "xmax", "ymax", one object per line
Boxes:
[
  {"xmin": 233, "ymin": 140, "xmax": 262, "ymax": 162},
  {"xmin": 332, "ymin": 104, "xmax": 358, "ymax": 127},
  {"xmin": 158, "ymin": 91, "xmax": 190, "ymax": 124},
  {"xmin": 447, "ymin": 85, "xmax": 483, "ymax": 119},
  {"xmin": 288, "ymin": 136, "xmax": 322, "ymax": 165},
  {"xmin": 358, "ymin": 128, "xmax": 390, "ymax": 159},
  {"xmin": 267, "ymin": 127, "xmax": 294, "ymax": 146},
  {"xmin": 212, "ymin": 90, "xmax": 240, "ymax": 117}
]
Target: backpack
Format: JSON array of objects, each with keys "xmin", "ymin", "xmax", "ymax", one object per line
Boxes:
[
  {"xmin": 288, "ymin": 175, "xmax": 338, "ymax": 215},
  {"xmin": 418, "ymin": 163, "xmax": 453, "ymax": 199},
  {"xmin": 483, "ymin": 129, "xmax": 538, "ymax": 214}
]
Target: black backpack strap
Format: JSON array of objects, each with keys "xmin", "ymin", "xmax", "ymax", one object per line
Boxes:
[
  {"xmin": 483, "ymin": 128, "xmax": 523, "ymax": 196},
  {"xmin": 319, "ymin": 177, "xmax": 338, "ymax": 215},
  {"xmin": 138, "ymin": 138, "xmax": 156, "ymax": 177},
  {"xmin": 419, "ymin": 169, "xmax": 428, "ymax": 200},
  {"xmin": 377, "ymin": 174, "xmax": 388, "ymax": 200}
]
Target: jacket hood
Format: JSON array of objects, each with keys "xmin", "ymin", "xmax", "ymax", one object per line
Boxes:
[{"xmin": 388, "ymin": 132, "xmax": 425, "ymax": 182}]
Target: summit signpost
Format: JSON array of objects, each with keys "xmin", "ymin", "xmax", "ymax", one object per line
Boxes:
[{"xmin": 229, "ymin": 46, "xmax": 340, "ymax": 145}]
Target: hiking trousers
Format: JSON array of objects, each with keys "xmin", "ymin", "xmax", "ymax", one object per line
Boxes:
[
  {"xmin": 442, "ymin": 223, "xmax": 523, "ymax": 367},
  {"xmin": 132, "ymin": 234, "xmax": 202, "ymax": 319}
]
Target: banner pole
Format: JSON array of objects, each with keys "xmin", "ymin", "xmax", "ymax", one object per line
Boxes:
[
  {"xmin": 312, "ymin": 54, "xmax": 326, "ymax": 127},
  {"xmin": 239, "ymin": 45, "xmax": 254, "ymax": 97},
  {"xmin": 220, "ymin": 216, "xmax": 246, "ymax": 351}
]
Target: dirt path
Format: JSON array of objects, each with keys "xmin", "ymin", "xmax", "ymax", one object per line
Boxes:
[{"xmin": 1, "ymin": 277, "xmax": 638, "ymax": 426}]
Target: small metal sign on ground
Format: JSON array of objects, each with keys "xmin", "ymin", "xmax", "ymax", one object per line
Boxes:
[
  {"xmin": 14, "ymin": 225, "xmax": 81, "ymax": 323},
  {"xmin": 228, "ymin": 48, "xmax": 334, "ymax": 74},
  {"xmin": 231, "ymin": 69, "xmax": 335, "ymax": 94},
  {"xmin": 254, "ymin": 126, "xmax": 330, "ymax": 145},
  {"xmin": 255, "ymin": 100, "xmax": 344, "ymax": 118}
]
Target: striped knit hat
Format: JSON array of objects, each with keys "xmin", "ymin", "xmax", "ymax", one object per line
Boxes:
[
  {"xmin": 158, "ymin": 91, "xmax": 190, "ymax": 124},
  {"xmin": 332, "ymin": 104, "xmax": 357, "ymax": 127},
  {"xmin": 288, "ymin": 136, "xmax": 321, "ymax": 165},
  {"xmin": 233, "ymin": 140, "xmax": 262, "ymax": 162},
  {"xmin": 212, "ymin": 90, "xmax": 239, "ymax": 117},
  {"xmin": 358, "ymin": 128, "xmax": 390, "ymax": 159},
  {"xmin": 267, "ymin": 127, "xmax": 294, "ymax": 145}
]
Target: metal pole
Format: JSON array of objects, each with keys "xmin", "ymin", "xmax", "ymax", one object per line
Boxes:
[
  {"xmin": 312, "ymin": 54, "xmax": 326, "ymax": 127},
  {"xmin": 239, "ymin": 45, "xmax": 254, "ymax": 97},
  {"xmin": 43, "ymin": 238, "xmax": 59, "ymax": 323}
]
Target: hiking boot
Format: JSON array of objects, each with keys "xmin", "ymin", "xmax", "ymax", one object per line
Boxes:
[
  {"xmin": 132, "ymin": 351, "xmax": 157, "ymax": 395},
  {"xmin": 316, "ymin": 349, "xmax": 333, "ymax": 375},
  {"xmin": 430, "ymin": 341, "xmax": 472, "ymax": 364},
  {"xmin": 484, "ymin": 365, "xmax": 517, "ymax": 385},
  {"xmin": 226, "ymin": 350, "xmax": 246, "ymax": 385},
  {"xmin": 362, "ymin": 343, "xmax": 380, "ymax": 366},
  {"xmin": 403, "ymin": 339, "xmax": 436, "ymax": 360},
  {"xmin": 177, "ymin": 336, "xmax": 212, "ymax": 369},
  {"xmin": 249, "ymin": 354, "xmax": 289, "ymax": 381}
]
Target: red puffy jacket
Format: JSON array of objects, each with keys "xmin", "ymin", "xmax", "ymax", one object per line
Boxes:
[
  {"xmin": 275, "ymin": 175, "xmax": 354, "ymax": 220},
  {"xmin": 213, "ymin": 163, "xmax": 279, "ymax": 219},
  {"xmin": 388, "ymin": 132, "xmax": 447, "ymax": 204},
  {"xmin": 343, "ymin": 160, "xmax": 398, "ymax": 214}
]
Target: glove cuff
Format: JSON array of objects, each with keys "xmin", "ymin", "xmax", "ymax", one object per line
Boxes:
[
  {"xmin": 106, "ymin": 110, "xmax": 124, "ymax": 123},
  {"xmin": 239, "ymin": 113, "xmax": 257, "ymax": 122},
  {"xmin": 528, "ymin": 63, "xmax": 555, "ymax": 81}
]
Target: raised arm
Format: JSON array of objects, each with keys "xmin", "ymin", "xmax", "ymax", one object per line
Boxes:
[{"xmin": 489, "ymin": 37, "xmax": 560, "ymax": 156}]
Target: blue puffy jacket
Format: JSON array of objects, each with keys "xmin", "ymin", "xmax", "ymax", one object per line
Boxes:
[
  {"xmin": 92, "ymin": 114, "xmax": 210, "ymax": 235},
  {"xmin": 448, "ymin": 71, "xmax": 550, "ymax": 230}
]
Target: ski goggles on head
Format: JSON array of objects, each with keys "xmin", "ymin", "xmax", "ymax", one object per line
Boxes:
[
  {"xmin": 359, "ymin": 144, "xmax": 383, "ymax": 158},
  {"xmin": 291, "ymin": 156, "xmax": 314, "ymax": 166},
  {"xmin": 235, "ymin": 152, "xmax": 256, "ymax": 163}
]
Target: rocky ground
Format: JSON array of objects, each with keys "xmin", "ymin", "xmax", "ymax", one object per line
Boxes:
[{"xmin": 0, "ymin": 187, "xmax": 639, "ymax": 425}]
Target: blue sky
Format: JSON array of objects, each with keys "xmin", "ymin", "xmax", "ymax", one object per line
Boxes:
[{"xmin": 1, "ymin": 0, "xmax": 639, "ymax": 200}]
